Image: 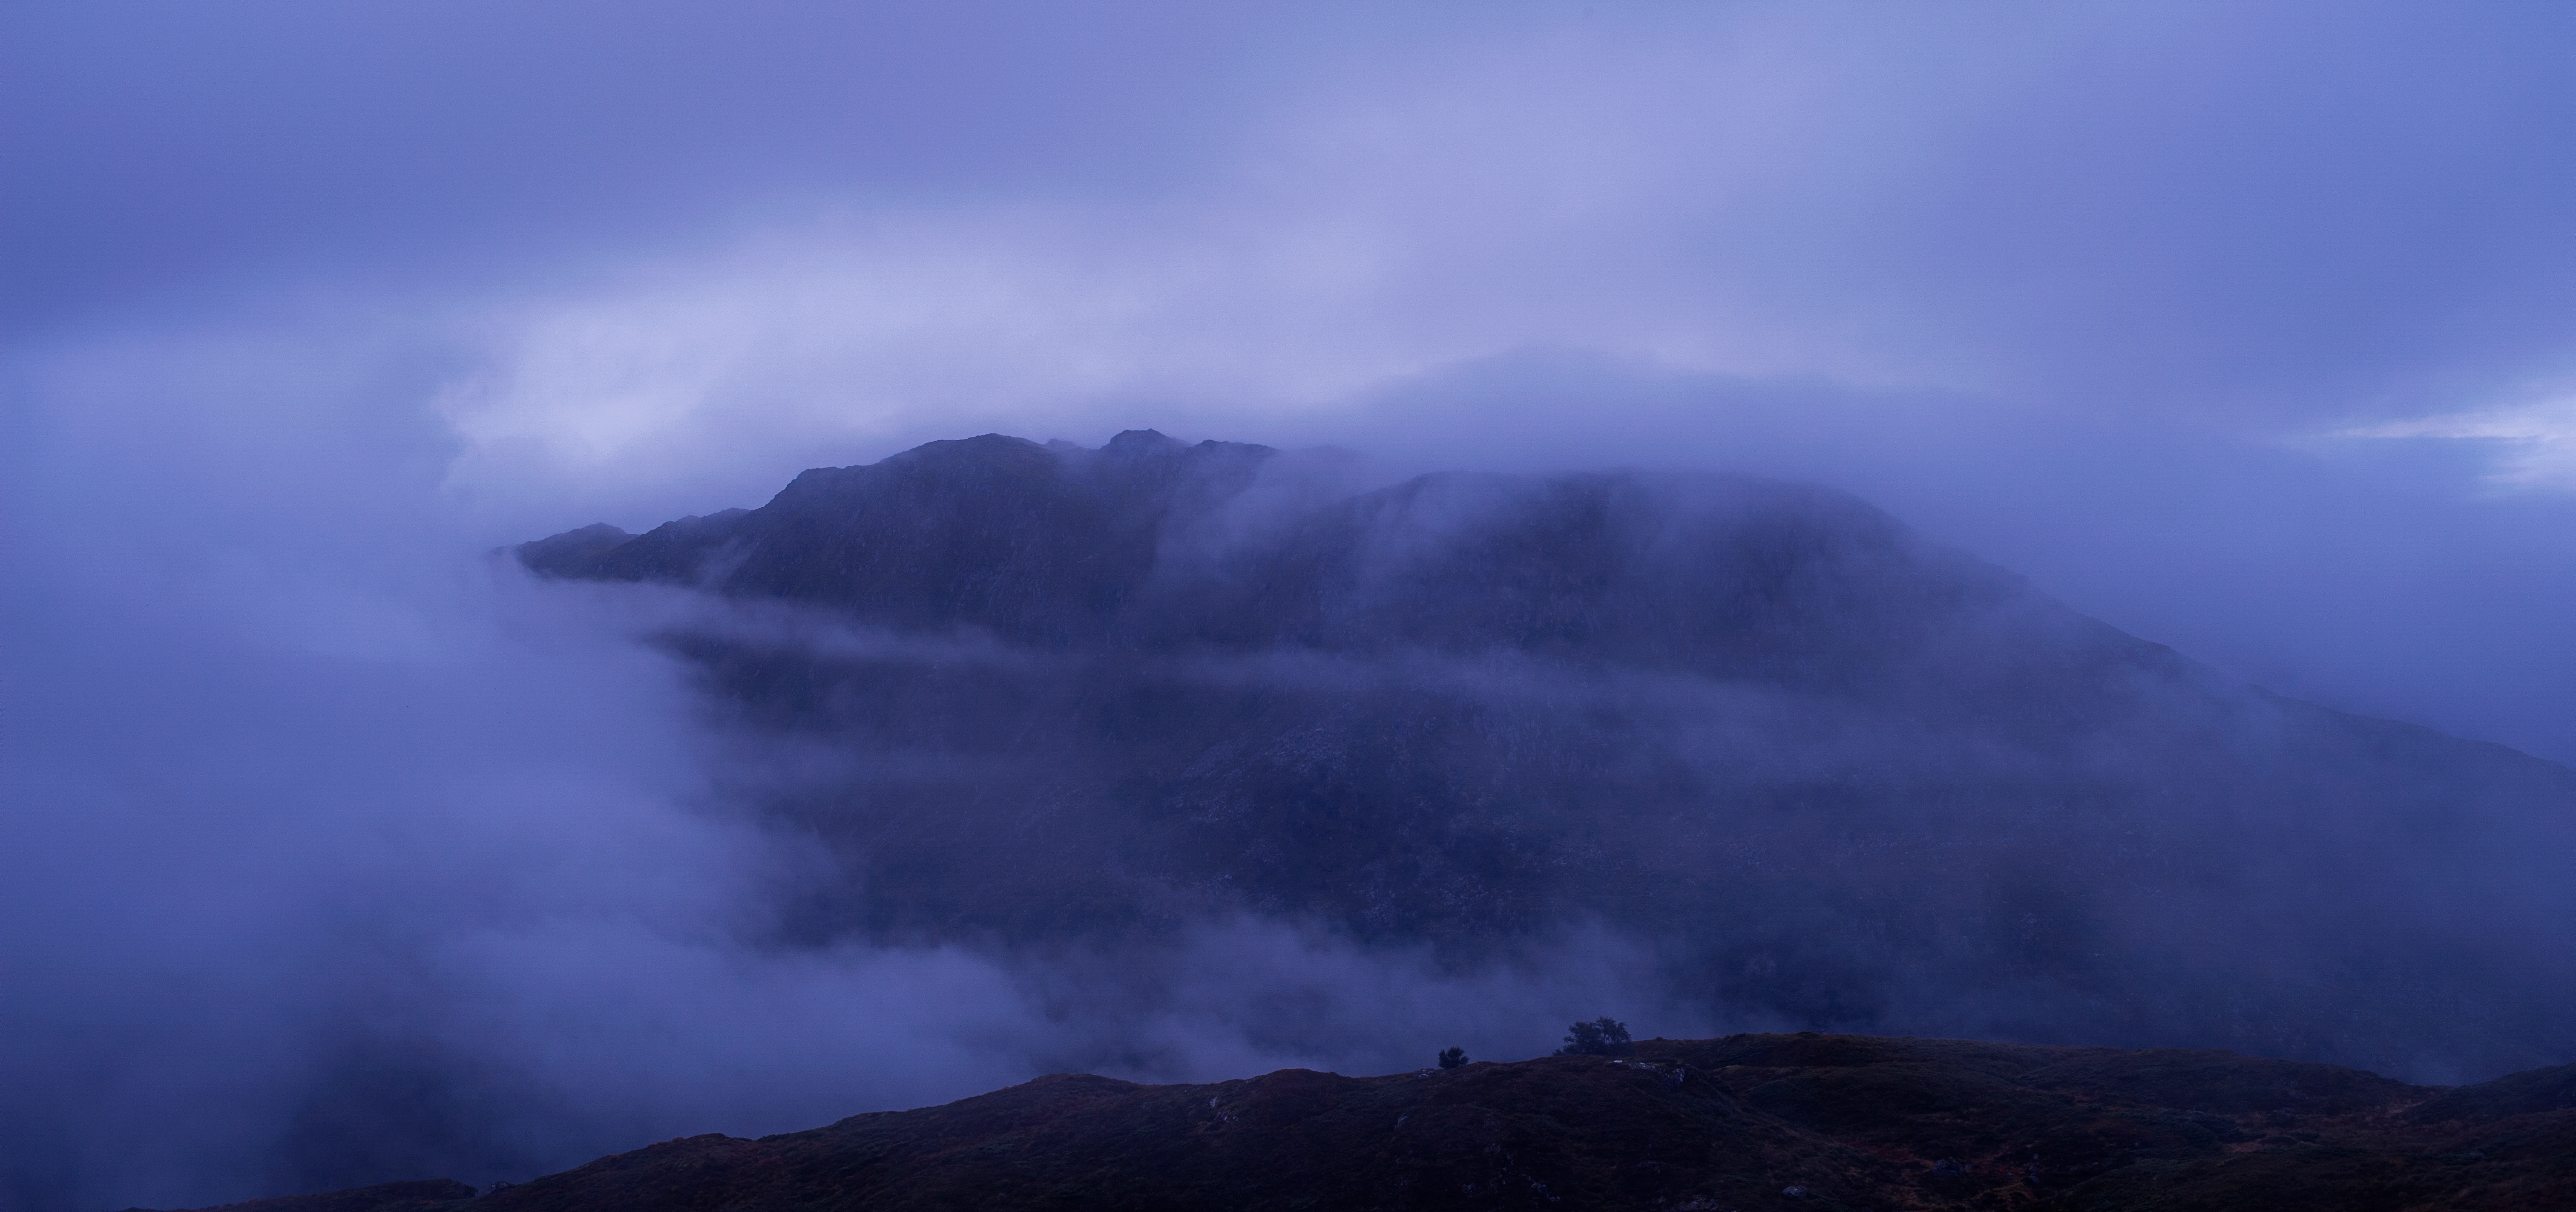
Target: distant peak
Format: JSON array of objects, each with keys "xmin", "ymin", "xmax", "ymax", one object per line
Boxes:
[{"xmin": 1104, "ymin": 429, "xmax": 1184, "ymax": 457}]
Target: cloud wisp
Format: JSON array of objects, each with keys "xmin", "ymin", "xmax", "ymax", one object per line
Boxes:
[{"xmin": 0, "ymin": 347, "xmax": 1696, "ymax": 1212}]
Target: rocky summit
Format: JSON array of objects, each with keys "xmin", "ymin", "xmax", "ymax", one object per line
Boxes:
[
  {"xmin": 516, "ymin": 431, "xmax": 2576, "ymax": 1082},
  {"xmin": 146, "ymin": 1032, "xmax": 2576, "ymax": 1211}
]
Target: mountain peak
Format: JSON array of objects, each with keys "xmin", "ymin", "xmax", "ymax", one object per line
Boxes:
[
  {"xmin": 1102, "ymin": 427, "xmax": 1184, "ymax": 457},
  {"xmin": 508, "ymin": 431, "xmax": 2576, "ymax": 1082}
]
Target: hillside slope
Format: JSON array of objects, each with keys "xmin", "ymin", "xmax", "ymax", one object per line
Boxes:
[
  {"xmin": 151, "ymin": 1033, "xmax": 2576, "ymax": 1211},
  {"xmin": 517, "ymin": 431, "xmax": 2576, "ymax": 1079}
]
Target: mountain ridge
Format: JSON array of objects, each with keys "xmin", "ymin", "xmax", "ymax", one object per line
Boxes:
[{"xmin": 513, "ymin": 431, "xmax": 2576, "ymax": 1082}]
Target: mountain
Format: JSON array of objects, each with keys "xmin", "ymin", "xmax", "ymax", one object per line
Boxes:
[
  {"xmin": 519, "ymin": 430, "xmax": 2576, "ymax": 1080},
  {"xmin": 145, "ymin": 1032, "xmax": 2576, "ymax": 1211}
]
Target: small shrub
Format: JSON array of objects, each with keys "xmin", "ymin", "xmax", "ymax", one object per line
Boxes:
[
  {"xmin": 1555, "ymin": 1017, "xmax": 1634, "ymax": 1056},
  {"xmin": 1437, "ymin": 1046, "xmax": 1469, "ymax": 1070}
]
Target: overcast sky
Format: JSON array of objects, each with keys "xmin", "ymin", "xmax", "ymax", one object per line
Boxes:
[
  {"xmin": 11, "ymin": 1, "xmax": 2574, "ymax": 760},
  {"xmin": 6, "ymin": 5, "xmax": 2576, "ymax": 1205}
]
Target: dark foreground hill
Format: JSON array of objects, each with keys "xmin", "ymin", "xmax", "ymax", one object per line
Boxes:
[
  {"xmin": 149, "ymin": 1033, "xmax": 2576, "ymax": 1212},
  {"xmin": 517, "ymin": 431, "xmax": 2576, "ymax": 1080}
]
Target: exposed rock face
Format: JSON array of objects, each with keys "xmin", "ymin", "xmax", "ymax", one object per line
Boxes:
[
  {"xmin": 521, "ymin": 431, "xmax": 2576, "ymax": 1080},
  {"xmin": 149, "ymin": 1035, "xmax": 2576, "ymax": 1212}
]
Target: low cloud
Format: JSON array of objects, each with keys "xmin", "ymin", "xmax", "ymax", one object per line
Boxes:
[
  {"xmin": 0, "ymin": 363, "xmax": 1705, "ymax": 1210},
  {"xmin": 14, "ymin": 4, "xmax": 2576, "ymax": 1209}
]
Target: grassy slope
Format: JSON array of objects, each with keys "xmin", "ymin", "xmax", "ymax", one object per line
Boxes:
[{"xmin": 153, "ymin": 1034, "xmax": 2576, "ymax": 1212}]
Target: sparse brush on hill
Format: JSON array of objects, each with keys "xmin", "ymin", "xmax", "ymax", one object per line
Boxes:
[
  {"xmin": 146, "ymin": 1033, "xmax": 2576, "ymax": 1212},
  {"xmin": 1555, "ymin": 1018, "xmax": 1635, "ymax": 1057}
]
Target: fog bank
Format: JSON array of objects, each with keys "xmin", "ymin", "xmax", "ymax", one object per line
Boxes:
[{"xmin": 10, "ymin": 4, "xmax": 2576, "ymax": 1208}]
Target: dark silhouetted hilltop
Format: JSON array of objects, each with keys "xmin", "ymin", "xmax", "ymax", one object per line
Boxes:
[{"xmin": 145, "ymin": 1034, "xmax": 2576, "ymax": 1211}]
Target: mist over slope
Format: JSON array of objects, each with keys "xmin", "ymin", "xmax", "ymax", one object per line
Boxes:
[{"xmin": 524, "ymin": 430, "xmax": 2576, "ymax": 1083}]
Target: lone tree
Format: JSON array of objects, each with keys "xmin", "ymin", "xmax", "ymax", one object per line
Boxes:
[
  {"xmin": 1555, "ymin": 1017, "xmax": 1634, "ymax": 1056},
  {"xmin": 1437, "ymin": 1046, "xmax": 1468, "ymax": 1070}
]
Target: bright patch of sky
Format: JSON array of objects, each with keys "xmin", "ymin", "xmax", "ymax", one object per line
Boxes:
[{"xmin": 2343, "ymin": 397, "xmax": 2576, "ymax": 493}]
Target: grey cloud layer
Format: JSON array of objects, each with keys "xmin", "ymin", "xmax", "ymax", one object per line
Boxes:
[
  {"xmin": 8, "ymin": 5, "xmax": 2576, "ymax": 1210},
  {"xmin": 15, "ymin": 3, "xmax": 2576, "ymax": 412},
  {"xmin": 0, "ymin": 370, "xmax": 1687, "ymax": 1211}
]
